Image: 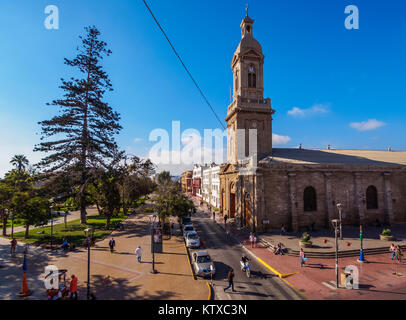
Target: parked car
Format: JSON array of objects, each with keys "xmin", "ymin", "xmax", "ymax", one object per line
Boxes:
[
  {"xmin": 181, "ymin": 216, "xmax": 192, "ymax": 228},
  {"xmin": 192, "ymin": 250, "xmax": 215, "ymax": 278},
  {"xmin": 183, "ymin": 224, "xmax": 195, "ymax": 238},
  {"xmin": 185, "ymin": 231, "xmax": 200, "ymax": 248}
]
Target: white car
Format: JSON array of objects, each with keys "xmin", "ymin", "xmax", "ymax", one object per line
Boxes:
[
  {"xmin": 183, "ymin": 224, "xmax": 195, "ymax": 238},
  {"xmin": 185, "ymin": 231, "xmax": 200, "ymax": 248},
  {"xmin": 192, "ymin": 250, "xmax": 215, "ymax": 278}
]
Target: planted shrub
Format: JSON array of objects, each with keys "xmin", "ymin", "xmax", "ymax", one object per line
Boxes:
[
  {"xmin": 381, "ymin": 229, "xmax": 392, "ymax": 236},
  {"xmin": 301, "ymin": 232, "xmax": 311, "ymax": 243}
]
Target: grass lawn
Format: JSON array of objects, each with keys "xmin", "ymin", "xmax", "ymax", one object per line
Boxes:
[
  {"xmin": 7, "ymin": 214, "xmax": 129, "ymax": 247},
  {"xmin": 0, "ymin": 219, "xmax": 26, "ymax": 229}
]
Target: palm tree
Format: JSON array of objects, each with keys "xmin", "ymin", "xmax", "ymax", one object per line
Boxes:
[{"xmin": 10, "ymin": 155, "xmax": 29, "ymax": 172}]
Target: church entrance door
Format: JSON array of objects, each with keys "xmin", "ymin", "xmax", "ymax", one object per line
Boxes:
[
  {"xmin": 230, "ymin": 193, "xmax": 236, "ymax": 218},
  {"xmin": 244, "ymin": 200, "xmax": 251, "ymax": 227}
]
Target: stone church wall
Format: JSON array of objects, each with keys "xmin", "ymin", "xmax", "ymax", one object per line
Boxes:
[{"xmin": 257, "ymin": 165, "xmax": 406, "ymax": 232}]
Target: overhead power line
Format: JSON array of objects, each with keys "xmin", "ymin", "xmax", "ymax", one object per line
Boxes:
[{"xmin": 142, "ymin": 0, "xmax": 226, "ymax": 130}]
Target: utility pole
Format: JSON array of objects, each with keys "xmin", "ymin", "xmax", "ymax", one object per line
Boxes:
[
  {"xmin": 332, "ymin": 219, "xmax": 339, "ymax": 288},
  {"xmin": 337, "ymin": 203, "xmax": 343, "ymax": 240}
]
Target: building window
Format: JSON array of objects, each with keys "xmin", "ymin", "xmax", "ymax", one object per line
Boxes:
[
  {"xmin": 248, "ymin": 65, "xmax": 256, "ymax": 88},
  {"xmin": 304, "ymin": 186, "xmax": 317, "ymax": 212},
  {"xmin": 366, "ymin": 185, "xmax": 378, "ymax": 209}
]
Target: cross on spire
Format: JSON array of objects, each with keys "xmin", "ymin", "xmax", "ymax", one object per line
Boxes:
[{"xmin": 246, "ymin": 4, "xmax": 249, "ymax": 17}]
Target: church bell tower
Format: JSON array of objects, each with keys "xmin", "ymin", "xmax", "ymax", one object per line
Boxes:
[{"xmin": 226, "ymin": 10, "xmax": 275, "ymax": 164}]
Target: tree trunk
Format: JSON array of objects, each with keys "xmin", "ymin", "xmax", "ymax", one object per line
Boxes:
[
  {"xmin": 25, "ymin": 225, "xmax": 29, "ymax": 239},
  {"xmin": 2, "ymin": 215, "xmax": 7, "ymax": 236},
  {"xmin": 106, "ymin": 215, "xmax": 111, "ymax": 230},
  {"xmin": 80, "ymin": 193, "xmax": 87, "ymax": 224},
  {"xmin": 95, "ymin": 201, "xmax": 101, "ymax": 215}
]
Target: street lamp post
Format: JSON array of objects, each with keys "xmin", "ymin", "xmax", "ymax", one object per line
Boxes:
[
  {"xmin": 150, "ymin": 213, "xmax": 158, "ymax": 274},
  {"xmin": 84, "ymin": 228, "xmax": 93, "ymax": 300},
  {"xmin": 337, "ymin": 203, "xmax": 343, "ymax": 240},
  {"xmin": 332, "ymin": 219, "xmax": 339, "ymax": 288},
  {"xmin": 50, "ymin": 206, "xmax": 55, "ymax": 250},
  {"xmin": 358, "ymin": 225, "xmax": 366, "ymax": 263}
]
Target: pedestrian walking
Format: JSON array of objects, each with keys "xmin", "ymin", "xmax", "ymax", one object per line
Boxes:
[
  {"xmin": 223, "ymin": 268, "xmax": 236, "ymax": 292},
  {"xmin": 212, "ymin": 211, "xmax": 215, "ymax": 221},
  {"xmin": 135, "ymin": 246, "xmax": 142, "ymax": 263},
  {"xmin": 109, "ymin": 238, "xmax": 116, "ymax": 253},
  {"xmin": 300, "ymin": 248, "xmax": 306, "ymax": 267},
  {"xmin": 390, "ymin": 243, "xmax": 396, "ymax": 260},
  {"xmin": 69, "ymin": 275, "xmax": 78, "ymax": 300},
  {"xmin": 395, "ymin": 245, "xmax": 403, "ymax": 263},
  {"xmin": 249, "ymin": 233, "xmax": 255, "ymax": 248},
  {"xmin": 10, "ymin": 238, "xmax": 17, "ymax": 255}
]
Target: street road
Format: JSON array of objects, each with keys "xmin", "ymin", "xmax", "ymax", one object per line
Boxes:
[{"xmin": 190, "ymin": 211, "xmax": 305, "ymax": 300}]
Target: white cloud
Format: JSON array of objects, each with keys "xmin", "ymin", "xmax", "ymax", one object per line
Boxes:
[
  {"xmin": 349, "ymin": 119, "xmax": 386, "ymax": 131},
  {"xmin": 287, "ymin": 107, "xmax": 305, "ymax": 117},
  {"xmin": 272, "ymin": 134, "xmax": 291, "ymax": 145},
  {"xmin": 148, "ymin": 131, "xmax": 226, "ymax": 168},
  {"xmin": 287, "ymin": 103, "xmax": 329, "ymax": 117}
]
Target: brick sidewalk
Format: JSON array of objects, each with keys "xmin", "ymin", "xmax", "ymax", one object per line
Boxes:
[
  {"xmin": 191, "ymin": 196, "xmax": 406, "ymax": 300},
  {"xmin": 0, "ymin": 212, "xmax": 208, "ymax": 300}
]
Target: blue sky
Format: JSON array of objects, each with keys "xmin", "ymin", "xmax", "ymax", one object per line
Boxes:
[{"xmin": 1, "ymin": 0, "xmax": 405, "ymax": 176}]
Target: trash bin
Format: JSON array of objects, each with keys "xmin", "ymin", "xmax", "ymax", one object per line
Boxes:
[
  {"xmin": 341, "ymin": 271, "xmax": 353, "ymax": 288},
  {"xmin": 340, "ymin": 273, "xmax": 347, "ymax": 287}
]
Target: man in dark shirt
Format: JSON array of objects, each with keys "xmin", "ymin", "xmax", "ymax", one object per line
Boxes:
[
  {"xmin": 224, "ymin": 268, "xmax": 236, "ymax": 292},
  {"xmin": 109, "ymin": 238, "xmax": 116, "ymax": 253}
]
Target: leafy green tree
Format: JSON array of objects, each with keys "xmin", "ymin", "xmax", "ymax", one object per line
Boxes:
[
  {"xmin": 153, "ymin": 179, "xmax": 194, "ymax": 224},
  {"xmin": 97, "ymin": 173, "xmax": 121, "ymax": 229},
  {"xmin": 11, "ymin": 193, "xmax": 50, "ymax": 238},
  {"xmin": 118, "ymin": 155, "xmax": 155, "ymax": 213},
  {"xmin": 34, "ymin": 26, "xmax": 122, "ymax": 224},
  {"xmin": 10, "ymin": 155, "xmax": 29, "ymax": 172},
  {"xmin": 157, "ymin": 171, "xmax": 171, "ymax": 185},
  {"xmin": 0, "ymin": 181, "xmax": 13, "ymax": 236}
]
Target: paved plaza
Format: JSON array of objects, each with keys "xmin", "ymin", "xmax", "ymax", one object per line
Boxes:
[
  {"xmin": 193, "ymin": 197, "xmax": 406, "ymax": 300},
  {"xmin": 0, "ymin": 211, "xmax": 207, "ymax": 300}
]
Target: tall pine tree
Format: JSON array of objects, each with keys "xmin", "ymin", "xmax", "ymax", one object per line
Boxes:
[{"xmin": 35, "ymin": 26, "xmax": 122, "ymax": 224}]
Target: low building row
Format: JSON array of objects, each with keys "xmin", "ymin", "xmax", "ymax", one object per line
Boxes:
[{"xmin": 181, "ymin": 164, "xmax": 220, "ymax": 209}]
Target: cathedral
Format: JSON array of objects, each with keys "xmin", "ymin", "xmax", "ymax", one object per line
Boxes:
[{"xmin": 219, "ymin": 13, "xmax": 406, "ymax": 232}]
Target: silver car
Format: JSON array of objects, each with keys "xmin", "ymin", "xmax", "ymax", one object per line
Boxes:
[
  {"xmin": 183, "ymin": 224, "xmax": 195, "ymax": 238},
  {"xmin": 185, "ymin": 231, "xmax": 200, "ymax": 248},
  {"xmin": 192, "ymin": 250, "xmax": 215, "ymax": 277}
]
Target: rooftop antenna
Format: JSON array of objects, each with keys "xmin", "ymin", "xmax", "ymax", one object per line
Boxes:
[{"xmin": 246, "ymin": 4, "xmax": 249, "ymax": 17}]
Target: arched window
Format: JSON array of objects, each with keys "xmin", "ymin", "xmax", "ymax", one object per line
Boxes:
[
  {"xmin": 304, "ymin": 186, "xmax": 317, "ymax": 212},
  {"xmin": 248, "ymin": 65, "xmax": 256, "ymax": 88},
  {"xmin": 366, "ymin": 185, "xmax": 378, "ymax": 209}
]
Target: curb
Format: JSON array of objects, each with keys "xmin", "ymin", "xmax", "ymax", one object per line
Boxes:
[
  {"xmin": 206, "ymin": 281, "xmax": 214, "ymax": 300},
  {"xmin": 183, "ymin": 233, "xmax": 197, "ymax": 280},
  {"xmin": 242, "ymin": 247, "xmax": 307, "ymax": 300}
]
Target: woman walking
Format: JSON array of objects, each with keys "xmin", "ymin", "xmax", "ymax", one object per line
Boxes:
[
  {"xmin": 300, "ymin": 248, "xmax": 306, "ymax": 267},
  {"xmin": 249, "ymin": 233, "xmax": 255, "ymax": 248},
  {"xmin": 390, "ymin": 243, "xmax": 396, "ymax": 260}
]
